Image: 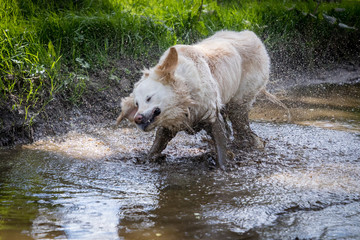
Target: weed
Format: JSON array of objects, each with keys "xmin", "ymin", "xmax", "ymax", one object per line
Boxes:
[{"xmin": 0, "ymin": 28, "xmax": 61, "ymax": 122}]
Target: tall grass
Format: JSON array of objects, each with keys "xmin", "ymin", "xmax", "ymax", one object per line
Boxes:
[
  {"xmin": 0, "ymin": 17, "xmax": 61, "ymax": 123},
  {"xmin": 1, "ymin": 0, "xmax": 359, "ymax": 124}
]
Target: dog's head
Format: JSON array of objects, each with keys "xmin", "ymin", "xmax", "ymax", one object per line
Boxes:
[{"xmin": 116, "ymin": 47, "xmax": 193, "ymax": 132}]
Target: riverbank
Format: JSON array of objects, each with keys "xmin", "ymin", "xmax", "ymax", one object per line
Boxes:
[{"xmin": 2, "ymin": 61, "xmax": 359, "ymax": 147}]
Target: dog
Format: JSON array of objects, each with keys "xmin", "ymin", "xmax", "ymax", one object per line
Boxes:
[{"xmin": 116, "ymin": 30, "xmax": 285, "ymax": 169}]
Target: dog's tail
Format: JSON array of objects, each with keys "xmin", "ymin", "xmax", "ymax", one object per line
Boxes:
[{"xmin": 261, "ymin": 88, "xmax": 291, "ymax": 122}]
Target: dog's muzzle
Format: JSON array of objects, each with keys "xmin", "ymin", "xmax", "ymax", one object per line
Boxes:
[{"xmin": 134, "ymin": 107, "xmax": 161, "ymax": 131}]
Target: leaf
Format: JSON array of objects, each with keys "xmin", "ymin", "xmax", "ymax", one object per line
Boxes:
[
  {"xmin": 338, "ymin": 23, "xmax": 357, "ymax": 30},
  {"xmin": 322, "ymin": 13, "xmax": 336, "ymax": 25},
  {"xmin": 48, "ymin": 41, "xmax": 56, "ymax": 58}
]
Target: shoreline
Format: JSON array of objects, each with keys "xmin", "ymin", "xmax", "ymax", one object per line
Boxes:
[{"xmin": 1, "ymin": 61, "xmax": 359, "ymax": 148}]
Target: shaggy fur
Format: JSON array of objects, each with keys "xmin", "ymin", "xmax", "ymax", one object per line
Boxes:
[{"xmin": 116, "ymin": 30, "xmax": 273, "ymax": 169}]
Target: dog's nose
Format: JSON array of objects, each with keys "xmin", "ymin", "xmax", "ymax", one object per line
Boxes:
[
  {"xmin": 153, "ymin": 107, "xmax": 161, "ymax": 117},
  {"xmin": 134, "ymin": 114, "xmax": 144, "ymax": 124}
]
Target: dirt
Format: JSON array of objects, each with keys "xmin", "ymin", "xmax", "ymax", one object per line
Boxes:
[
  {"xmin": 0, "ymin": 56, "xmax": 144, "ymax": 146},
  {"xmin": 0, "ymin": 55, "xmax": 359, "ymax": 147}
]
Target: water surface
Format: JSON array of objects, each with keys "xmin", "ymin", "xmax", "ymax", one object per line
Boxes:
[{"xmin": 1, "ymin": 83, "xmax": 359, "ymax": 239}]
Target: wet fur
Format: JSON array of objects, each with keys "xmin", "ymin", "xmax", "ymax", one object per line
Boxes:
[{"xmin": 117, "ymin": 30, "xmax": 276, "ymax": 168}]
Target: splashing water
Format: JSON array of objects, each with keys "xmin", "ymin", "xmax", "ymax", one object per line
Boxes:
[{"xmin": 0, "ymin": 83, "xmax": 359, "ymax": 239}]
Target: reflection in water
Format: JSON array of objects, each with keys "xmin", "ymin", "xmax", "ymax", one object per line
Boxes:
[{"xmin": 0, "ymin": 83, "xmax": 360, "ymax": 239}]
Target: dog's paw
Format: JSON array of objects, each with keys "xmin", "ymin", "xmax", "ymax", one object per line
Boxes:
[{"xmin": 229, "ymin": 133, "xmax": 266, "ymax": 151}]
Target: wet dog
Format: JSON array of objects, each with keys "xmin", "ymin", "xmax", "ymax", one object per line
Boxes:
[{"xmin": 116, "ymin": 30, "xmax": 282, "ymax": 169}]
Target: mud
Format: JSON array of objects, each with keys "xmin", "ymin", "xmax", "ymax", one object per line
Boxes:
[
  {"xmin": 1, "ymin": 80, "xmax": 360, "ymax": 239},
  {"xmin": 0, "ymin": 56, "xmax": 145, "ymax": 147},
  {"xmin": 1, "ymin": 59, "xmax": 359, "ymax": 147},
  {"xmin": 1, "ymin": 123, "xmax": 359, "ymax": 239}
]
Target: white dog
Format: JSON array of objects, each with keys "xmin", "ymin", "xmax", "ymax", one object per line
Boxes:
[{"xmin": 117, "ymin": 30, "xmax": 282, "ymax": 169}]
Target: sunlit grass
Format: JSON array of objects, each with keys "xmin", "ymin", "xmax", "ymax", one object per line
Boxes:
[
  {"xmin": 0, "ymin": 0, "xmax": 359, "ymax": 124},
  {"xmin": 0, "ymin": 29, "xmax": 61, "ymax": 122}
]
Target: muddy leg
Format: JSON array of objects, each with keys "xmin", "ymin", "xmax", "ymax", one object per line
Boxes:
[
  {"xmin": 148, "ymin": 127, "xmax": 177, "ymax": 161},
  {"xmin": 227, "ymin": 102, "xmax": 264, "ymax": 149},
  {"xmin": 207, "ymin": 115, "xmax": 228, "ymax": 170}
]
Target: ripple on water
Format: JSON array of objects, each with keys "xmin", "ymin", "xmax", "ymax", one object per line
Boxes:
[{"xmin": 1, "ymin": 103, "xmax": 360, "ymax": 240}]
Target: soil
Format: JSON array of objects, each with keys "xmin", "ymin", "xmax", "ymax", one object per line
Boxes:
[
  {"xmin": 1, "ymin": 54, "xmax": 359, "ymax": 147},
  {"xmin": 0, "ymin": 56, "xmax": 145, "ymax": 147}
]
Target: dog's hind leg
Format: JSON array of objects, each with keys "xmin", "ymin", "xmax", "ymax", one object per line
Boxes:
[
  {"xmin": 227, "ymin": 102, "xmax": 264, "ymax": 149},
  {"xmin": 148, "ymin": 127, "xmax": 177, "ymax": 161}
]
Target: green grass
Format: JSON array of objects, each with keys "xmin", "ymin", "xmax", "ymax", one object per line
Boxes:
[{"xmin": 1, "ymin": 0, "xmax": 359, "ymax": 125}]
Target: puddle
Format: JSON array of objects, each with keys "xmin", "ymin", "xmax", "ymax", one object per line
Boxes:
[
  {"xmin": 1, "ymin": 83, "xmax": 360, "ymax": 239},
  {"xmin": 251, "ymin": 82, "xmax": 360, "ymax": 132}
]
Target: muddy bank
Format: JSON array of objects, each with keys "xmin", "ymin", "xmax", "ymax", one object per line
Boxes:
[
  {"xmin": 0, "ymin": 57, "xmax": 144, "ymax": 147},
  {"xmin": 270, "ymin": 62, "xmax": 360, "ymax": 89},
  {"xmin": 1, "ymin": 59, "xmax": 359, "ymax": 147}
]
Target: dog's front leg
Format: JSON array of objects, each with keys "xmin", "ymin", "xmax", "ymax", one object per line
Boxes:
[
  {"xmin": 209, "ymin": 115, "xmax": 228, "ymax": 170},
  {"xmin": 148, "ymin": 127, "xmax": 177, "ymax": 161}
]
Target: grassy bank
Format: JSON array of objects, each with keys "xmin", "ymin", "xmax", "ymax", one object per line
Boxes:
[{"xmin": 1, "ymin": 0, "xmax": 359, "ymax": 143}]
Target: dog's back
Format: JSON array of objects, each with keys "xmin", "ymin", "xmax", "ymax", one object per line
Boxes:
[{"xmin": 195, "ymin": 30, "xmax": 270, "ymax": 106}]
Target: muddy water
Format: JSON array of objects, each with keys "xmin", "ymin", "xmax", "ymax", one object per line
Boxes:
[{"xmin": 1, "ymin": 83, "xmax": 360, "ymax": 240}]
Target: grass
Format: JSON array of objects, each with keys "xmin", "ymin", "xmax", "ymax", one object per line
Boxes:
[{"xmin": 1, "ymin": 0, "xmax": 359, "ymax": 126}]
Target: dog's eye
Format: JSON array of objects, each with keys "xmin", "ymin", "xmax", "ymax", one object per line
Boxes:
[
  {"xmin": 136, "ymin": 102, "xmax": 138, "ymax": 107},
  {"xmin": 146, "ymin": 96, "xmax": 152, "ymax": 102}
]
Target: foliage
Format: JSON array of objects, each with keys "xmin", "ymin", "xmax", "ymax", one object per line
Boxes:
[{"xmin": 0, "ymin": 0, "xmax": 359, "ymax": 123}]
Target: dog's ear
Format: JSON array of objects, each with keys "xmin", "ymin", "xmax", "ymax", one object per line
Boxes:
[
  {"xmin": 158, "ymin": 47, "xmax": 178, "ymax": 73},
  {"xmin": 116, "ymin": 95, "xmax": 138, "ymax": 125},
  {"xmin": 156, "ymin": 47, "xmax": 178, "ymax": 84}
]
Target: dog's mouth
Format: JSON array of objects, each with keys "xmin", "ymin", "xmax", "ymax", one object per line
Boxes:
[
  {"xmin": 137, "ymin": 116, "xmax": 156, "ymax": 131},
  {"xmin": 135, "ymin": 107, "xmax": 161, "ymax": 131}
]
